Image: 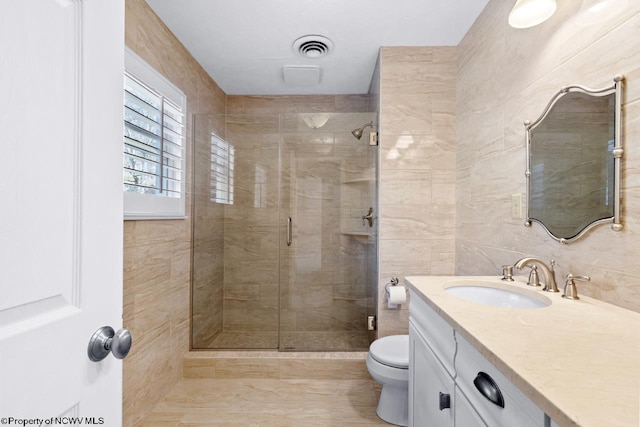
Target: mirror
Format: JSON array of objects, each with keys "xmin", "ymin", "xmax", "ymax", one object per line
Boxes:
[{"xmin": 525, "ymin": 76, "xmax": 624, "ymax": 244}]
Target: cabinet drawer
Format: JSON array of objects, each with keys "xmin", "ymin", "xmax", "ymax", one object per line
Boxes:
[
  {"xmin": 455, "ymin": 334, "xmax": 545, "ymax": 427},
  {"xmin": 409, "ymin": 292, "xmax": 456, "ymax": 376}
]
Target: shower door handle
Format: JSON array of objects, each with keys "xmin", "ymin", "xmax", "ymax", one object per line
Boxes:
[{"xmin": 287, "ymin": 217, "xmax": 292, "ymax": 246}]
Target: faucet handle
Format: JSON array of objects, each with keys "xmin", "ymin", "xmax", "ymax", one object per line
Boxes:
[
  {"xmin": 526, "ymin": 265, "xmax": 540, "ymax": 287},
  {"xmin": 501, "ymin": 265, "xmax": 514, "ymax": 281},
  {"xmin": 562, "ymin": 273, "xmax": 590, "ymax": 300}
]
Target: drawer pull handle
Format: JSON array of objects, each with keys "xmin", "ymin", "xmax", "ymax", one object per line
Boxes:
[
  {"xmin": 439, "ymin": 392, "xmax": 451, "ymax": 410},
  {"xmin": 473, "ymin": 372, "xmax": 505, "ymax": 408}
]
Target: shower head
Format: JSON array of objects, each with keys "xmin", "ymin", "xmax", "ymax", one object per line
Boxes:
[{"xmin": 351, "ymin": 121, "xmax": 373, "ymax": 140}]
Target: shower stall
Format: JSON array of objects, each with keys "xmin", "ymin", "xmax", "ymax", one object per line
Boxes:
[{"xmin": 192, "ymin": 111, "xmax": 378, "ymax": 351}]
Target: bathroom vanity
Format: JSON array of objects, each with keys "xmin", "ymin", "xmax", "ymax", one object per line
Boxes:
[{"xmin": 405, "ymin": 275, "xmax": 640, "ymax": 427}]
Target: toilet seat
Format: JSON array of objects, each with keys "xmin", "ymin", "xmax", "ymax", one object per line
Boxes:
[{"xmin": 369, "ymin": 335, "xmax": 409, "ymax": 369}]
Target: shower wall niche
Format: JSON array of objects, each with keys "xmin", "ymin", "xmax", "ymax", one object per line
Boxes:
[{"xmin": 192, "ymin": 109, "xmax": 378, "ymax": 351}]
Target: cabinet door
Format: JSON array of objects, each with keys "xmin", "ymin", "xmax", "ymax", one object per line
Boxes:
[
  {"xmin": 410, "ymin": 324, "xmax": 454, "ymax": 427},
  {"xmin": 455, "ymin": 386, "xmax": 488, "ymax": 427}
]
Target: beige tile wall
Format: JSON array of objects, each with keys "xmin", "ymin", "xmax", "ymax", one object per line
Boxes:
[
  {"xmin": 227, "ymin": 95, "xmax": 370, "ymax": 115},
  {"xmin": 456, "ymin": 0, "xmax": 640, "ymax": 312},
  {"xmin": 377, "ymin": 47, "xmax": 458, "ymax": 337},
  {"xmin": 279, "ymin": 112, "xmax": 376, "ymax": 350},
  {"xmin": 123, "ymin": 0, "xmax": 226, "ymax": 425},
  {"xmin": 219, "ymin": 112, "xmax": 280, "ymax": 344},
  {"xmin": 192, "ymin": 114, "xmax": 226, "ymax": 348}
]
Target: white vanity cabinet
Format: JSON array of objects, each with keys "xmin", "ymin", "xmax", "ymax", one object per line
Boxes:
[
  {"xmin": 454, "ymin": 385, "xmax": 488, "ymax": 427},
  {"xmin": 409, "ymin": 323, "xmax": 454, "ymax": 426},
  {"xmin": 409, "ymin": 292, "xmax": 549, "ymax": 427},
  {"xmin": 409, "ymin": 295, "xmax": 476, "ymax": 427}
]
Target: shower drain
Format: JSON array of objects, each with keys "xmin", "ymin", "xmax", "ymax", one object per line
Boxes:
[{"xmin": 293, "ymin": 35, "xmax": 334, "ymax": 58}]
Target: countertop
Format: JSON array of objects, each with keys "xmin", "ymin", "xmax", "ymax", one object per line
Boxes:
[{"xmin": 405, "ymin": 275, "xmax": 640, "ymax": 427}]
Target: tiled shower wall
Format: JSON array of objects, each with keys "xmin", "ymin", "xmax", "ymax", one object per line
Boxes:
[
  {"xmin": 278, "ymin": 112, "xmax": 377, "ymax": 350},
  {"xmin": 192, "ymin": 115, "xmax": 226, "ymax": 347},
  {"xmin": 455, "ymin": 0, "xmax": 640, "ymax": 312},
  {"xmin": 123, "ymin": 1, "xmax": 226, "ymax": 425},
  {"xmin": 217, "ymin": 112, "xmax": 280, "ymax": 346},
  {"xmin": 376, "ymin": 47, "xmax": 458, "ymax": 337},
  {"xmin": 213, "ymin": 96, "xmax": 375, "ymax": 348}
]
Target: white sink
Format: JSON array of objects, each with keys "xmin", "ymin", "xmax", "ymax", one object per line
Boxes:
[{"xmin": 444, "ymin": 281, "xmax": 551, "ymax": 309}]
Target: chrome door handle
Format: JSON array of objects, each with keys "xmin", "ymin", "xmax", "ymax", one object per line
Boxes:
[
  {"xmin": 88, "ymin": 326, "xmax": 133, "ymax": 362},
  {"xmin": 287, "ymin": 217, "xmax": 292, "ymax": 246}
]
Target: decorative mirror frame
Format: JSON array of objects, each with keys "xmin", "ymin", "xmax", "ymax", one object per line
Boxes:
[{"xmin": 524, "ymin": 75, "xmax": 624, "ymax": 244}]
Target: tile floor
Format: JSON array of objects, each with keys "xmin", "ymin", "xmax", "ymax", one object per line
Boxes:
[{"xmin": 142, "ymin": 352, "xmax": 391, "ymax": 427}]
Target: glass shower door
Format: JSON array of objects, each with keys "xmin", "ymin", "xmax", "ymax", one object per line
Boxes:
[
  {"xmin": 279, "ymin": 113, "xmax": 378, "ymax": 351},
  {"xmin": 192, "ymin": 113, "xmax": 280, "ymax": 349}
]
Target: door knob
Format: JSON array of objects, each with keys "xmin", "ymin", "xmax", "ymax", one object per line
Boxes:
[{"xmin": 88, "ymin": 326, "xmax": 133, "ymax": 362}]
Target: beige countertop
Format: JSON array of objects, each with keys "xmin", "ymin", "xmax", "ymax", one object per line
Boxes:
[{"xmin": 405, "ymin": 275, "xmax": 640, "ymax": 427}]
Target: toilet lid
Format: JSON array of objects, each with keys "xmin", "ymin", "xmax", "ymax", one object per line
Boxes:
[{"xmin": 369, "ymin": 335, "xmax": 409, "ymax": 369}]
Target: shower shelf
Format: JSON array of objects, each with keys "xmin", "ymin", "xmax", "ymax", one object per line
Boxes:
[
  {"xmin": 342, "ymin": 178, "xmax": 374, "ymax": 184},
  {"xmin": 340, "ymin": 231, "xmax": 375, "ymax": 243}
]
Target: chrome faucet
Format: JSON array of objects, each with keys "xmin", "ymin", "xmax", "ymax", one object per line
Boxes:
[
  {"xmin": 361, "ymin": 207, "xmax": 374, "ymax": 227},
  {"xmin": 513, "ymin": 257, "xmax": 559, "ymax": 292}
]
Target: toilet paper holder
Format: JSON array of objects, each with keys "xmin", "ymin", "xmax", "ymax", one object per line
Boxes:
[
  {"xmin": 385, "ymin": 277, "xmax": 400, "ymax": 298},
  {"xmin": 385, "ymin": 277, "xmax": 407, "ymax": 309}
]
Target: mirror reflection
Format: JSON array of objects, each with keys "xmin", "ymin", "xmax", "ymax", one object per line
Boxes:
[{"xmin": 526, "ymin": 77, "xmax": 623, "ymax": 243}]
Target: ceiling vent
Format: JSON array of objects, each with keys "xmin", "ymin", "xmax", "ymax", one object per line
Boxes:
[
  {"xmin": 293, "ymin": 35, "xmax": 334, "ymax": 58},
  {"xmin": 282, "ymin": 66, "xmax": 321, "ymax": 86}
]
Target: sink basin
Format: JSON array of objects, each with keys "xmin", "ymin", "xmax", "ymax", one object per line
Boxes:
[{"xmin": 444, "ymin": 282, "xmax": 551, "ymax": 309}]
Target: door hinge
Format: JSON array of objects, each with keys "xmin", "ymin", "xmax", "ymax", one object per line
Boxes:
[
  {"xmin": 367, "ymin": 315, "xmax": 377, "ymax": 331},
  {"xmin": 368, "ymin": 131, "xmax": 378, "ymax": 146}
]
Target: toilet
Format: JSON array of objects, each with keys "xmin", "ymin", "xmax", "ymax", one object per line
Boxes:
[{"xmin": 366, "ymin": 334, "xmax": 409, "ymax": 426}]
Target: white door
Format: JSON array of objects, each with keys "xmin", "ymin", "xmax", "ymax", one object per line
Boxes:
[{"xmin": 0, "ymin": 0, "xmax": 125, "ymax": 423}]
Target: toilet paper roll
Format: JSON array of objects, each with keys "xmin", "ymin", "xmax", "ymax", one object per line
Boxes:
[{"xmin": 387, "ymin": 285, "xmax": 407, "ymax": 308}]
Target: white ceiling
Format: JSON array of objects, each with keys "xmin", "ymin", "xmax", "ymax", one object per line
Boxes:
[{"xmin": 145, "ymin": 0, "xmax": 489, "ymax": 95}]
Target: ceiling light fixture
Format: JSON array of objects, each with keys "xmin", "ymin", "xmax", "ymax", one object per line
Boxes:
[{"xmin": 508, "ymin": 0, "xmax": 557, "ymax": 28}]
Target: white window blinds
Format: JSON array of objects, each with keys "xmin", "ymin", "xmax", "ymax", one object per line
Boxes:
[
  {"xmin": 124, "ymin": 47, "xmax": 186, "ymax": 219},
  {"xmin": 210, "ymin": 133, "xmax": 234, "ymax": 205}
]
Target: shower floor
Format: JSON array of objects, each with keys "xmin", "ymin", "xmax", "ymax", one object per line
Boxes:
[
  {"xmin": 142, "ymin": 351, "xmax": 389, "ymax": 426},
  {"xmin": 202, "ymin": 330, "xmax": 371, "ymax": 351}
]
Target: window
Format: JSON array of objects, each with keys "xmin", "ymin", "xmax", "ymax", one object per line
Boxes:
[
  {"xmin": 254, "ymin": 164, "xmax": 267, "ymax": 208},
  {"xmin": 123, "ymin": 48, "xmax": 186, "ymax": 219},
  {"xmin": 210, "ymin": 133, "xmax": 234, "ymax": 205}
]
